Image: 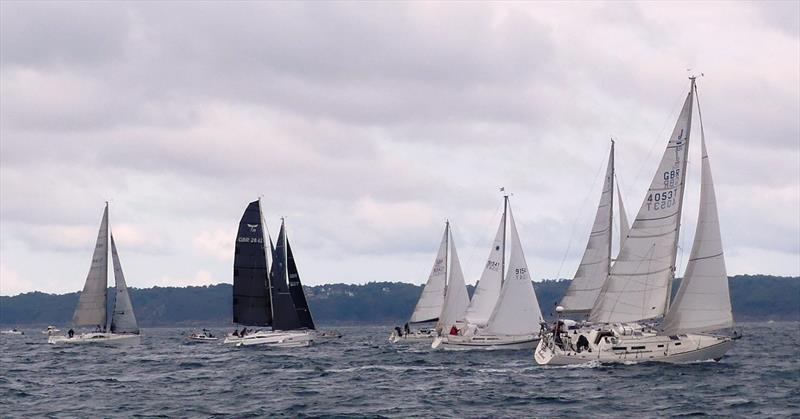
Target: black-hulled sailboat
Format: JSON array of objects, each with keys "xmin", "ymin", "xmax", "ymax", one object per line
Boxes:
[{"xmin": 48, "ymin": 203, "xmax": 140, "ymax": 345}]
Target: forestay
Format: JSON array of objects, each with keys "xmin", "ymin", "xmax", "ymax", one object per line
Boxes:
[
  {"xmin": 662, "ymin": 103, "xmax": 733, "ymax": 334},
  {"xmin": 617, "ymin": 181, "xmax": 630, "ymax": 249},
  {"xmin": 462, "ymin": 213, "xmax": 505, "ymax": 326},
  {"xmin": 560, "ymin": 145, "xmax": 615, "ymax": 315},
  {"xmin": 437, "ymin": 232, "xmax": 470, "ymax": 329},
  {"xmin": 73, "ymin": 204, "xmax": 109, "ymax": 328},
  {"xmin": 485, "ymin": 207, "xmax": 543, "ymax": 335},
  {"xmin": 590, "ymin": 85, "xmax": 694, "ymax": 323},
  {"xmin": 110, "ymin": 233, "xmax": 139, "ymax": 334},
  {"xmin": 409, "ymin": 226, "xmax": 448, "ymax": 323}
]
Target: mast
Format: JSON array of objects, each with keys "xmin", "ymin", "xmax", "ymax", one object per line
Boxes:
[
  {"xmin": 501, "ymin": 192, "xmax": 508, "ymax": 281},
  {"xmin": 444, "ymin": 219, "xmax": 450, "ymax": 298},
  {"xmin": 665, "ymin": 77, "xmax": 696, "ymax": 312},
  {"xmin": 609, "ymin": 140, "xmax": 615, "ymax": 277},
  {"xmin": 260, "ymin": 199, "xmax": 275, "ymax": 323}
]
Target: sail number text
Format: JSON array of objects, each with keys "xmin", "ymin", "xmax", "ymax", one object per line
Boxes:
[
  {"xmin": 647, "ymin": 190, "xmax": 675, "ymax": 210},
  {"xmin": 237, "ymin": 237, "xmax": 263, "ymax": 243}
]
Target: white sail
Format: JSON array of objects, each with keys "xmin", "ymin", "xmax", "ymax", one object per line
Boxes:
[
  {"xmin": 590, "ymin": 85, "xmax": 694, "ymax": 324},
  {"xmin": 438, "ymin": 231, "xmax": 470, "ymax": 329},
  {"xmin": 408, "ymin": 225, "xmax": 448, "ymax": 323},
  {"xmin": 110, "ymin": 233, "xmax": 139, "ymax": 334},
  {"xmin": 73, "ymin": 204, "xmax": 109, "ymax": 328},
  {"xmin": 560, "ymin": 144, "xmax": 615, "ymax": 314},
  {"xmin": 617, "ymin": 180, "xmax": 630, "ymax": 249},
  {"xmin": 662, "ymin": 114, "xmax": 733, "ymax": 334},
  {"xmin": 485, "ymin": 207, "xmax": 543, "ymax": 335},
  {"xmin": 462, "ymin": 212, "xmax": 505, "ymax": 326}
]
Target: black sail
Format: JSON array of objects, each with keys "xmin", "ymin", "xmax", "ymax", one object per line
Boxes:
[
  {"xmin": 270, "ymin": 223, "xmax": 303, "ymax": 330},
  {"xmin": 287, "ymin": 238, "xmax": 315, "ymax": 330},
  {"xmin": 233, "ymin": 200, "xmax": 271, "ymax": 326}
]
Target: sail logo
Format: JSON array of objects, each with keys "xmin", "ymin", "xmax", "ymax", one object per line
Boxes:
[{"xmin": 247, "ymin": 223, "xmax": 259, "ymax": 233}]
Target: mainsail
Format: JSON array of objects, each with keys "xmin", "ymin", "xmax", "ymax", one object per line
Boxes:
[
  {"xmin": 590, "ymin": 82, "xmax": 695, "ymax": 323},
  {"xmin": 437, "ymin": 228, "xmax": 470, "ymax": 329},
  {"xmin": 232, "ymin": 200, "xmax": 271, "ymax": 326},
  {"xmin": 662, "ymin": 96, "xmax": 733, "ymax": 334},
  {"xmin": 485, "ymin": 206, "xmax": 543, "ymax": 335},
  {"xmin": 286, "ymin": 236, "xmax": 315, "ymax": 330},
  {"xmin": 560, "ymin": 143, "xmax": 616, "ymax": 315},
  {"xmin": 462, "ymin": 212, "xmax": 505, "ymax": 326},
  {"xmin": 110, "ymin": 233, "xmax": 139, "ymax": 334},
  {"xmin": 408, "ymin": 225, "xmax": 448, "ymax": 323},
  {"xmin": 269, "ymin": 222, "xmax": 303, "ymax": 330},
  {"xmin": 73, "ymin": 203, "xmax": 109, "ymax": 328}
]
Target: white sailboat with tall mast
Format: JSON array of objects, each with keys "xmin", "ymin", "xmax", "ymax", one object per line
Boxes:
[
  {"xmin": 390, "ymin": 221, "xmax": 470, "ymax": 343},
  {"xmin": 558, "ymin": 140, "xmax": 630, "ymax": 319},
  {"xmin": 535, "ymin": 77, "xmax": 737, "ymax": 365},
  {"xmin": 48, "ymin": 203, "xmax": 141, "ymax": 345},
  {"xmin": 433, "ymin": 193, "xmax": 545, "ymax": 350}
]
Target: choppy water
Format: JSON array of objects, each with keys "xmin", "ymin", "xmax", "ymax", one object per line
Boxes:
[{"xmin": 1, "ymin": 322, "xmax": 798, "ymax": 417}]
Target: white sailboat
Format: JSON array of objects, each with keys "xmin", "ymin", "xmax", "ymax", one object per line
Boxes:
[
  {"xmin": 433, "ymin": 194, "xmax": 545, "ymax": 351},
  {"xmin": 535, "ymin": 77, "xmax": 737, "ymax": 365},
  {"xmin": 390, "ymin": 221, "xmax": 470, "ymax": 343},
  {"xmin": 48, "ymin": 203, "xmax": 141, "ymax": 345},
  {"xmin": 558, "ymin": 140, "xmax": 630, "ymax": 318}
]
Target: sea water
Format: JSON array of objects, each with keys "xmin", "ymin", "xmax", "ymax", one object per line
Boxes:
[{"xmin": 1, "ymin": 322, "xmax": 798, "ymax": 417}]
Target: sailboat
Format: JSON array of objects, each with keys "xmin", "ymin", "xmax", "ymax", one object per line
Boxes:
[
  {"xmin": 48, "ymin": 203, "xmax": 141, "ymax": 345},
  {"xmin": 223, "ymin": 200, "xmax": 330, "ymax": 348},
  {"xmin": 535, "ymin": 77, "xmax": 737, "ymax": 365},
  {"xmin": 433, "ymin": 194, "xmax": 545, "ymax": 350},
  {"xmin": 558, "ymin": 140, "xmax": 630, "ymax": 319},
  {"xmin": 389, "ymin": 221, "xmax": 470, "ymax": 344}
]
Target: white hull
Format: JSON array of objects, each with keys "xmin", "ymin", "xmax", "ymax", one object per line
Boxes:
[
  {"xmin": 433, "ymin": 333, "xmax": 538, "ymax": 351},
  {"xmin": 226, "ymin": 330, "xmax": 313, "ymax": 348},
  {"xmin": 534, "ymin": 327, "xmax": 734, "ymax": 365},
  {"xmin": 187, "ymin": 336, "xmax": 219, "ymax": 342},
  {"xmin": 389, "ymin": 329, "xmax": 435, "ymax": 344},
  {"xmin": 48, "ymin": 332, "xmax": 141, "ymax": 345},
  {"xmin": 1, "ymin": 330, "xmax": 24, "ymax": 335}
]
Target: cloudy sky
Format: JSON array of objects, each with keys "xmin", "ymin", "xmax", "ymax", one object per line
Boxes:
[{"xmin": 1, "ymin": 1, "xmax": 798, "ymax": 296}]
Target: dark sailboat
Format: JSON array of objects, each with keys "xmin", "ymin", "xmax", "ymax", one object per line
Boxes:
[
  {"xmin": 224, "ymin": 200, "xmax": 336, "ymax": 347},
  {"xmin": 232, "ymin": 200, "xmax": 271, "ymax": 327}
]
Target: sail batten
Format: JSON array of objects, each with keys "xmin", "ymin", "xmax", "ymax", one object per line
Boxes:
[
  {"xmin": 110, "ymin": 233, "xmax": 139, "ymax": 334},
  {"xmin": 590, "ymin": 84, "xmax": 695, "ymax": 324},
  {"xmin": 73, "ymin": 204, "xmax": 109, "ymax": 328},
  {"xmin": 232, "ymin": 200, "xmax": 272, "ymax": 327}
]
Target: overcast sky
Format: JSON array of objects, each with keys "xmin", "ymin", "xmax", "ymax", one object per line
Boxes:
[{"xmin": 1, "ymin": 1, "xmax": 798, "ymax": 296}]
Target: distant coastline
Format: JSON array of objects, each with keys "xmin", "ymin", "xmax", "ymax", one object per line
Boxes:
[{"xmin": 1, "ymin": 275, "xmax": 797, "ymax": 326}]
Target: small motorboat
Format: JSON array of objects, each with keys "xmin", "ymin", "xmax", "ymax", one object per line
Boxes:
[
  {"xmin": 1, "ymin": 328, "xmax": 24, "ymax": 335},
  {"xmin": 42, "ymin": 325, "xmax": 61, "ymax": 335},
  {"xmin": 187, "ymin": 329, "xmax": 219, "ymax": 342}
]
